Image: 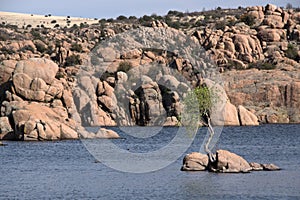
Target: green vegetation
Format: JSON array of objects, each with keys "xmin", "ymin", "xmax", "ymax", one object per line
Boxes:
[
  {"xmin": 64, "ymin": 54, "xmax": 82, "ymax": 66},
  {"xmin": 117, "ymin": 61, "xmax": 133, "ymax": 73},
  {"xmin": 0, "ymin": 47, "xmax": 15, "ymax": 54},
  {"xmin": 30, "ymin": 29, "xmax": 43, "ymax": 40},
  {"xmin": 191, "ymin": 86, "xmax": 214, "ymax": 117},
  {"xmin": 215, "ymin": 20, "xmax": 226, "ymax": 30},
  {"xmin": 70, "ymin": 42, "xmax": 83, "ymax": 53},
  {"xmin": 79, "ymin": 22, "xmax": 89, "ymax": 28},
  {"xmin": 240, "ymin": 14, "xmax": 256, "ymax": 26},
  {"xmin": 0, "ymin": 31, "xmax": 9, "ymax": 41},
  {"xmin": 117, "ymin": 15, "xmax": 127, "ymax": 21},
  {"xmin": 248, "ymin": 61, "xmax": 277, "ymax": 70},
  {"xmin": 20, "ymin": 45, "xmax": 35, "ymax": 53},
  {"xmin": 285, "ymin": 43, "xmax": 299, "ymax": 61}
]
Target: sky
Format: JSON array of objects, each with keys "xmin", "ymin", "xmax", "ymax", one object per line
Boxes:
[{"xmin": 1, "ymin": 0, "xmax": 300, "ymax": 19}]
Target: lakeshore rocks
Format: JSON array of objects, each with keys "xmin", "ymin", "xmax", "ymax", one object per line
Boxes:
[
  {"xmin": 182, "ymin": 150, "xmax": 280, "ymax": 173},
  {"xmin": 238, "ymin": 105, "xmax": 259, "ymax": 126},
  {"xmin": 0, "ymin": 116, "xmax": 13, "ymax": 140},
  {"xmin": 261, "ymin": 163, "xmax": 281, "ymax": 171},
  {"xmin": 12, "ymin": 103, "xmax": 78, "ymax": 141},
  {"xmin": 0, "ymin": 58, "xmax": 80, "ymax": 141},
  {"xmin": 211, "ymin": 149, "xmax": 252, "ymax": 173},
  {"xmin": 79, "ymin": 127, "xmax": 120, "ymax": 139},
  {"xmin": 181, "ymin": 152, "xmax": 209, "ymax": 171},
  {"xmin": 222, "ymin": 102, "xmax": 240, "ymax": 126}
]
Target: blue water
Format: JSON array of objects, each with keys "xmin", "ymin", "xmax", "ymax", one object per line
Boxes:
[{"xmin": 1, "ymin": 124, "xmax": 300, "ymax": 199}]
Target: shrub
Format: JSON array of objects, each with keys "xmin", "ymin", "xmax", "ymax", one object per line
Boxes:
[
  {"xmin": 128, "ymin": 16, "xmax": 137, "ymax": 20},
  {"xmin": 30, "ymin": 29, "xmax": 43, "ymax": 40},
  {"xmin": 285, "ymin": 43, "xmax": 299, "ymax": 61},
  {"xmin": 240, "ymin": 14, "xmax": 256, "ymax": 26},
  {"xmin": 166, "ymin": 21, "xmax": 181, "ymax": 29},
  {"xmin": 117, "ymin": 61, "xmax": 132, "ymax": 72},
  {"xmin": 54, "ymin": 24, "xmax": 60, "ymax": 28},
  {"xmin": 20, "ymin": 45, "xmax": 35, "ymax": 53},
  {"xmin": 71, "ymin": 24, "xmax": 78, "ymax": 29},
  {"xmin": 64, "ymin": 54, "xmax": 82, "ymax": 66},
  {"xmin": 71, "ymin": 42, "xmax": 83, "ymax": 52},
  {"xmin": 0, "ymin": 32, "xmax": 9, "ymax": 41},
  {"xmin": 215, "ymin": 20, "xmax": 226, "ymax": 30},
  {"xmin": 0, "ymin": 47, "xmax": 16, "ymax": 54},
  {"xmin": 139, "ymin": 15, "xmax": 152, "ymax": 22},
  {"xmin": 51, "ymin": 20, "xmax": 57, "ymax": 24},
  {"xmin": 79, "ymin": 22, "xmax": 89, "ymax": 28},
  {"xmin": 167, "ymin": 10, "xmax": 183, "ymax": 16},
  {"xmin": 248, "ymin": 61, "xmax": 277, "ymax": 70},
  {"xmin": 117, "ymin": 15, "xmax": 127, "ymax": 21}
]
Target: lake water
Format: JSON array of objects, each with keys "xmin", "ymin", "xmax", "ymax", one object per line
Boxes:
[{"xmin": 1, "ymin": 124, "xmax": 300, "ymax": 199}]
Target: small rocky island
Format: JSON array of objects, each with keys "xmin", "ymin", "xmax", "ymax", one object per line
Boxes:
[{"xmin": 181, "ymin": 150, "xmax": 280, "ymax": 173}]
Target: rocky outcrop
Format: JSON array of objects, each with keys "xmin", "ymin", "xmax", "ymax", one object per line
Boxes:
[
  {"xmin": 193, "ymin": 3, "xmax": 300, "ymax": 74},
  {"xmin": 0, "ymin": 58, "xmax": 81, "ymax": 140},
  {"xmin": 0, "ymin": 4, "xmax": 299, "ymax": 140},
  {"xmin": 181, "ymin": 152, "xmax": 209, "ymax": 171},
  {"xmin": 249, "ymin": 162, "xmax": 280, "ymax": 171},
  {"xmin": 80, "ymin": 127, "xmax": 120, "ymax": 139},
  {"xmin": 12, "ymin": 103, "xmax": 78, "ymax": 140},
  {"xmin": 182, "ymin": 150, "xmax": 280, "ymax": 173},
  {"xmin": 238, "ymin": 105, "xmax": 259, "ymax": 126},
  {"xmin": 222, "ymin": 102, "xmax": 240, "ymax": 126},
  {"xmin": 223, "ymin": 69, "xmax": 300, "ymax": 123},
  {"xmin": 0, "ymin": 116, "xmax": 13, "ymax": 140},
  {"xmin": 210, "ymin": 149, "xmax": 252, "ymax": 173}
]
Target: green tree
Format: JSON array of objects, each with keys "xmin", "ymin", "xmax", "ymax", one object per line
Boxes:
[
  {"xmin": 184, "ymin": 85, "xmax": 218, "ymax": 162},
  {"xmin": 117, "ymin": 15, "xmax": 127, "ymax": 21}
]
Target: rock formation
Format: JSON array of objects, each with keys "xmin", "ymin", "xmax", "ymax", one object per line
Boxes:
[
  {"xmin": 0, "ymin": 4, "xmax": 300, "ymax": 141},
  {"xmin": 181, "ymin": 150, "xmax": 280, "ymax": 173}
]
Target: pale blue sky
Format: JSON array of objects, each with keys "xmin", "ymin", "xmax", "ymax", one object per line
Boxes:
[{"xmin": 1, "ymin": 0, "xmax": 299, "ymax": 18}]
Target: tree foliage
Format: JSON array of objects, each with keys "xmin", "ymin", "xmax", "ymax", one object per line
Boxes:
[
  {"xmin": 183, "ymin": 85, "xmax": 218, "ymax": 126},
  {"xmin": 192, "ymin": 86, "xmax": 213, "ymax": 118}
]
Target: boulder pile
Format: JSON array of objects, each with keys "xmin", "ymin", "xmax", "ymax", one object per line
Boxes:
[{"xmin": 181, "ymin": 150, "xmax": 280, "ymax": 173}]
